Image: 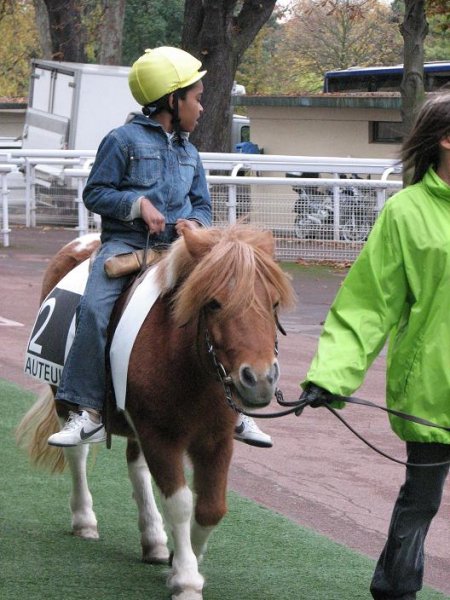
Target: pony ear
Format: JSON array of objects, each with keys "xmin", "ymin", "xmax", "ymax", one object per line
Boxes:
[
  {"xmin": 257, "ymin": 231, "xmax": 275, "ymax": 257},
  {"xmin": 181, "ymin": 226, "xmax": 213, "ymax": 260}
]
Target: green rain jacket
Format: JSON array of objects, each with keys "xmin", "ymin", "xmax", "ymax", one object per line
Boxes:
[{"xmin": 305, "ymin": 167, "xmax": 450, "ymax": 444}]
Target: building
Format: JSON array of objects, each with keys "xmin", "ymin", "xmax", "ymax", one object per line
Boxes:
[
  {"xmin": 2, "ymin": 92, "xmax": 404, "ymax": 159},
  {"xmin": 232, "ymin": 93, "xmax": 403, "ymax": 159}
]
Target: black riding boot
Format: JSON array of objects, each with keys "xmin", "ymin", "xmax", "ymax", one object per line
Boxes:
[{"xmin": 370, "ymin": 442, "xmax": 450, "ymax": 600}]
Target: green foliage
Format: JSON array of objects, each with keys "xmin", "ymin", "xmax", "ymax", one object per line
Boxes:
[
  {"xmin": 0, "ymin": 0, "xmax": 40, "ymax": 97},
  {"xmin": 237, "ymin": 8, "xmax": 323, "ymax": 95},
  {"xmin": 237, "ymin": 0, "xmax": 450, "ymax": 96},
  {"xmin": 385, "ymin": 0, "xmax": 449, "ymax": 62},
  {"xmin": 237, "ymin": 0, "xmax": 404, "ymax": 95},
  {"xmin": 83, "ymin": 0, "xmax": 107, "ymax": 63},
  {"xmin": 121, "ymin": 0, "xmax": 184, "ymax": 66},
  {"xmin": 0, "ymin": 0, "xmax": 447, "ymax": 101},
  {"xmin": 236, "ymin": 17, "xmax": 283, "ymax": 94},
  {"xmin": 425, "ymin": 12, "xmax": 450, "ymax": 60}
]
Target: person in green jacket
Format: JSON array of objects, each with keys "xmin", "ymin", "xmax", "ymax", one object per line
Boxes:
[{"xmin": 301, "ymin": 92, "xmax": 450, "ymax": 600}]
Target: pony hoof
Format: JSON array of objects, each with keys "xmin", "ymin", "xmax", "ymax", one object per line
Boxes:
[
  {"xmin": 142, "ymin": 544, "xmax": 170, "ymax": 564},
  {"xmin": 73, "ymin": 527, "xmax": 99, "ymax": 540}
]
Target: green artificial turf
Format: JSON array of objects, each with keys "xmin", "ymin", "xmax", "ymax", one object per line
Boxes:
[{"xmin": 1, "ymin": 379, "xmax": 448, "ymax": 600}]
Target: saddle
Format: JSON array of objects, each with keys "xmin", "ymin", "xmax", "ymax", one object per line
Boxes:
[{"xmin": 25, "ymin": 247, "xmax": 164, "ymax": 413}]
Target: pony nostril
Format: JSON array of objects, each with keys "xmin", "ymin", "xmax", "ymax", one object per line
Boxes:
[
  {"xmin": 267, "ymin": 361, "xmax": 280, "ymax": 385},
  {"xmin": 240, "ymin": 366, "xmax": 257, "ymax": 388}
]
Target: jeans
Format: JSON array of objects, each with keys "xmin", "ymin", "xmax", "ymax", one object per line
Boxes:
[
  {"xmin": 55, "ymin": 239, "xmax": 135, "ymax": 410},
  {"xmin": 370, "ymin": 442, "xmax": 450, "ymax": 600}
]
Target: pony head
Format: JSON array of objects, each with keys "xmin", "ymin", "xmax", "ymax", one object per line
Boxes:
[{"xmin": 157, "ymin": 225, "xmax": 296, "ymax": 407}]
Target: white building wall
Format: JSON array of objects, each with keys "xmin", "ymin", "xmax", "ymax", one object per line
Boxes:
[{"xmin": 245, "ymin": 105, "xmax": 401, "ymax": 159}]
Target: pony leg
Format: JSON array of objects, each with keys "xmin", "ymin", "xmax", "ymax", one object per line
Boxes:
[
  {"xmin": 190, "ymin": 439, "xmax": 233, "ymax": 563},
  {"xmin": 190, "ymin": 521, "xmax": 214, "ymax": 565},
  {"xmin": 126, "ymin": 439, "xmax": 170, "ymax": 564},
  {"xmin": 16, "ymin": 389, "xmax": 96, "ymax": 538},
  {"xmin": 64, "ymin": 443, "xmax": 99, "ymax": 539},
  {"xmin": 162, "ymin": 486, "xmax": 204, "ymax": 600}
]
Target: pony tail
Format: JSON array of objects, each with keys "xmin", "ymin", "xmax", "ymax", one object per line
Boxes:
[
  {"xmin": 16, "ymin": 387, "xmax": 66, "ymax": 473},
  {"xmin": 171, "ymin": 91, "xmax": 184, "ymax": 147}
]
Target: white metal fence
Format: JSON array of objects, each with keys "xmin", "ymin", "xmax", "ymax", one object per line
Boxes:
[{"xmin": 1, "ymin": 149, "xmax": 403, "ymax": 261}]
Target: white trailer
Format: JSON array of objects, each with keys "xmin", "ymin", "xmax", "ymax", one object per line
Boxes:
[{"xmin": 22, "ymin": 59, "xmax": 141, "ymax": 150}]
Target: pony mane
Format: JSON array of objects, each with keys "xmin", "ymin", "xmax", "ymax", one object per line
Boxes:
[{"xmin": 156, "ymin": 226, "xmax": 296, "ymax": 326}]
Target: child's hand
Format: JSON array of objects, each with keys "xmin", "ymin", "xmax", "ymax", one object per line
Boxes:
[
  {"xmin": 140, "ymin": 198, "xmax": 166, "ymax": 234},
  {"xmin": 175, "ymin": 219, "xmax": 201, "ymax": 235}
]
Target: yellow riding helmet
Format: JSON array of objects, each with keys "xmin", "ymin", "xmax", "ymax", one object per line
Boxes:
[{"xmin": 129, "ymin": 46, "xmax": 206, "ymax": 106}]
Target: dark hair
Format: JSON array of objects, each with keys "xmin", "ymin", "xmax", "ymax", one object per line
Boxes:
[
  {"xmin": 401, "ymin": 93, "xmax": 450, "ymax": 184},
  {"xmin": 142, "ymin": 81, "xmax": 200, "ymax": 145}
]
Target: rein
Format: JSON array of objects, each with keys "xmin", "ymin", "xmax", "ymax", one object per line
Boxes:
[{"xmin": 206, "ymin": 330, "xmax": 450, "ymax": 468}]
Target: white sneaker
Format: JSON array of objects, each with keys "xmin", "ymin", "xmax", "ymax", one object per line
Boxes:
[
  {"xmin": 48, "ymin": 410, "xmax": 106, "ymax": 447},
  {"xmin": 234, "ymin": 414, "xmax": 273, "ymax": 448}
]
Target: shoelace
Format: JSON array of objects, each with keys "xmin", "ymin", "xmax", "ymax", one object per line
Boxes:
[
  {"xmin": 63, "ymin": 411, "xmax": 87, "ymax": 431},
  {"xmin": 240, "ymin": 414, "xmax": 261, "ymax": 433}
]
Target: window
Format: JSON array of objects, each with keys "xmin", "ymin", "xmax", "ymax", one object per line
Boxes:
[
  {"xmin": 370, "ymin": 121, "xmax": 404, "ymax": 144},
  {"xmin": 240, "ymin": 125, "xmax": 250, "ymax": 143}
]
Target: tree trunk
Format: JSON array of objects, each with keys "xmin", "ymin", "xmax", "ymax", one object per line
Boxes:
[
  {"xmin": 182, "ymin": 0, "xmax": 277, "ymax": 152},
  {"xmin": 33, "ymin": 0, "xmax": 53, "ymax": 59},
  {"xmin": 43, "ymin": 0, "xmax": 87, "ymax": 62},
  {"xmin": 98, "ymin": 0, "xmax": 126, "ymax": 65},
  {"xmin": 400, "ymin": 0, "xmax": 428, "ymax": 138}
]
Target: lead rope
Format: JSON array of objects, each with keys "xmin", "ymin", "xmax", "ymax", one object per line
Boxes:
[
  {"xmin": 206, "ymin": 330, "xmax": 450, "ymax": 468},
  {"xmin": 323, "ymin": 404, "xmax": 450, "ymax": 467},
  {"xmin": 138, "ymin": 231, "xmax": 151, "ymax": 278}
]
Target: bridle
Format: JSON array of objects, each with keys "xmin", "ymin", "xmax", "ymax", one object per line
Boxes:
[
  {"xmin": 205, "ymin": 322, "xmax": 450, "ymax": 469},
  {"xmin": 203, "ymin": 311, "xmax": 287, "ymax": 416}
]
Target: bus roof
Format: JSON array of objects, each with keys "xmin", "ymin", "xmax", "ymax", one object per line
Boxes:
[{"xmin": 325, "ymin": 61, "xmax": 450, "ymax": 78}]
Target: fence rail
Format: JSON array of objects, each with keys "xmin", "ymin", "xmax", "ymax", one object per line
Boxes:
[{"xmin": 1, "ymin": 150, "xmax": 402, "ymax": 261}]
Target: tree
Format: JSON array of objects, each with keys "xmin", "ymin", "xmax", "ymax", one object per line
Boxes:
[
  {"xmin": 41, "ymin": 0, "xmax": 87, "ymax": 61},
  {"xmin": 237, "ymin": 15, "xmax": 325, "ymax": 95},
  {"xmin": 33, "ymin": 0, "xmax": 52, "ymax": 58},
  {"xmin": 122, "ymin": 0, "xmax": 184, "ymax": 66},
  {"xmin": 32, "ymin": 0, "xmax": 186, "ymax": 66},
  {"xmin": 0, "ymin": 0, "xmax": 40, "ymax": 97},
  {"xmin": 181, "ymin": 0, "xmax": 277, "ymax": 152},
  {"xmin": 285, "ymin": 0, "xmax": 403, "ymax": 75},
  {"xmin": 424, "ymin": 10, "xmax": 450, "ymax": 60},
  {"xmin": 399, "ymin": 0, "xmax": 428, "ymax": 140},
  {"xmin": 236, "ymin": 0, "xmax": 407, "ymax": 96},
  {"xmin": 97, "ymin": 0, "xmax": 126, "ymax": 65}
]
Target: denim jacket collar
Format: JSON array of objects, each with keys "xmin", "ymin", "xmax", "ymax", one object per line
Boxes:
[{"xmin": 126, "ymin": 112, "xmax": 190, "ymax": 142}]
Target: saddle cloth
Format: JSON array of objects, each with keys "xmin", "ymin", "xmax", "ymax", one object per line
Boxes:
[{"xmin": 24, "ymin": 259, "xmax": 161, "ymax": 410}]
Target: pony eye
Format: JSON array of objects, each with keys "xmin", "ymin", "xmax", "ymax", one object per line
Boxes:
[
  {"xmin": 273, "ymin": 301, "xmax": 280, "ymax": 310},
  {"xmin": 206, "ymin": 299, "xmax": 221, "ymax": 311}
]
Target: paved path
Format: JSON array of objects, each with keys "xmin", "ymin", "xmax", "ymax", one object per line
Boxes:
[{"xmin": 1, "ymin": 227, "xmax": 449, "ymax": 596}]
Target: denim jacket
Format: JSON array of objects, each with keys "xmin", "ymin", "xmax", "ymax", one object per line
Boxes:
[{"xmin": 83, "ymin": 114, "xmax": 211, "ymax": 246}]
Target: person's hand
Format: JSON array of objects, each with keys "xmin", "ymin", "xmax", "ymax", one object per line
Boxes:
[
  {"xmin": 300, "ymin": 383, "xmax": 336, "ymax": 407},
  {"xmin": 140, "ymin": 198, "xmax": 166, "ymax": 234},
  {"xmin": 175, "ymin": 219, "xmax": 201, "ymax": 236}
]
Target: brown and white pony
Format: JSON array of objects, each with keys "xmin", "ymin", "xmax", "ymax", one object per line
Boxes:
[{"xmin": 17, "ymin": 224, "xmax": 296, "ymax": 600}]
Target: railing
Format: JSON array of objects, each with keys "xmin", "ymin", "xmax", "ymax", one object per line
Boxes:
[
  {"xmin": 0, "ymin": 164, "xmax": 16, "ymax": 247},
  {"xmin": 0, "ymin": 149, "xmax": 403, "ymax": 260}
]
